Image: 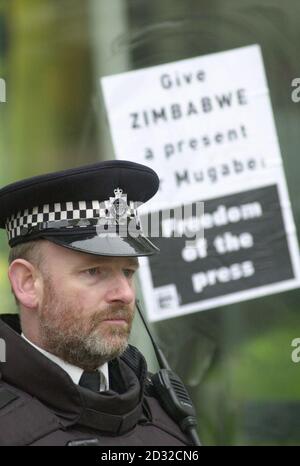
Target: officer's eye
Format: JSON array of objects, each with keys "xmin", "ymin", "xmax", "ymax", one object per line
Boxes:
[
  {"xmin": 87, "ymin": 267, "xmax": 100, "ymax": 276},
  {"xmin": 123, "ymin": 269, "xmax": 136, "ymax": 278}
]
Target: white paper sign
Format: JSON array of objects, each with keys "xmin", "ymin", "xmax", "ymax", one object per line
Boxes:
[{"xmin": 101, "ymin": 45, "xmax": 300, "ymax": 322}]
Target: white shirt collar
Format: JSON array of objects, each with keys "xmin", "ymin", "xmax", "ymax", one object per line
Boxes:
[{"xmin": 21, "ymin": 333, "xmax": 109, "ymax": 391}]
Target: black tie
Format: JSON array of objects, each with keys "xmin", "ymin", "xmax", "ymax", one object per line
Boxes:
[{"xmin": 79, "ymin": 370, "xmax": 100, "ymax": 392}]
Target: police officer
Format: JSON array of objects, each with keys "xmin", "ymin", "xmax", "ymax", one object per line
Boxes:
[{"xmin": 0, "ymin": 160, "xmax": 191, "ymax": 446}]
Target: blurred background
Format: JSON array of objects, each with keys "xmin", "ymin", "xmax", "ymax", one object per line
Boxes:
[{"xmin": 1, "ymin": 0, "xmax": 300, "ymax": 445}]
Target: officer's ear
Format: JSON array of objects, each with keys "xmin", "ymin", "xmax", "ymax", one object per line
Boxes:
[{"xmin": 8, "ymin": 259, "xmax": 41, "ymax": 309}]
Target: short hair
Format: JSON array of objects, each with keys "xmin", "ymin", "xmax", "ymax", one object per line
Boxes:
[{"xmin": 8, "ymin": 240, "xmax": 44, "ymax": 306}]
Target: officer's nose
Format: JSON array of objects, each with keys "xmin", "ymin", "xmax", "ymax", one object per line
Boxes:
[{"xmin": 105, "ymin": 273, "xmax": 135, "ymax": 305}]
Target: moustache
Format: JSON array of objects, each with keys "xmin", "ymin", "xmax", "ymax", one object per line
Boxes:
[{"xmin": 90, "ymin": 306, "xmax": 134, "ymax": 329}]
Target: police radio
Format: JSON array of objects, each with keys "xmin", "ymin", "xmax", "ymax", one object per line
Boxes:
[{"xmin": 135, "ymin": 300, "xmax": 201, "ymax": 446}]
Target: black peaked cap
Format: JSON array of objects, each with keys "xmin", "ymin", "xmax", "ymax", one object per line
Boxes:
[
  {"xmin": 0, "ymin": 160, "xmax": 159, "ymax": 228},
  {"xmin": 0, "ymin": 160, "xmax": 160, "ymax": 257}
]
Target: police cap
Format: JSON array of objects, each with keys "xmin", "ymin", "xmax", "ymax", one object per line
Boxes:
[{"xmin": 0, "ymin": 160, "xmax": 159, "ymax": 257}]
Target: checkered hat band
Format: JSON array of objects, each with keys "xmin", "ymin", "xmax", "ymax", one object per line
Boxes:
[{"xmin": 5, "ymin": 200, "xmax": 138, "ymax": 241}]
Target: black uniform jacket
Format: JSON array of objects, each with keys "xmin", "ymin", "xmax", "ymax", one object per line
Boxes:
[{"xmin": 0, "ymin": 316, "xmax": 190, "ymax": 446}]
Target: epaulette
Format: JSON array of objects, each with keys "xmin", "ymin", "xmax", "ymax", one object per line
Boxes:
[
  {"xmin": 120, "ymin": 344, "xmax": 148, "ymax": 386},
  {"xmin": 120, "ymin": 345, "xmax": 156, "ymax": 397}
]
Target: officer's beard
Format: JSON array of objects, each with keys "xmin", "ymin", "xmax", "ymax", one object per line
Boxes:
[{"xmin": 37, "ymin": 276, "xmax": 135, "ymax": 371}]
